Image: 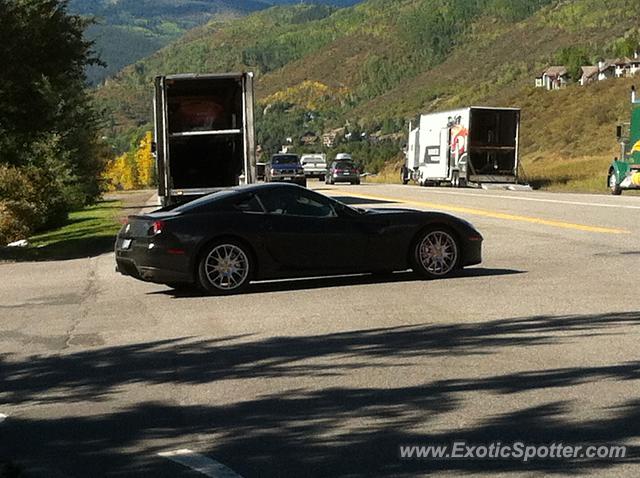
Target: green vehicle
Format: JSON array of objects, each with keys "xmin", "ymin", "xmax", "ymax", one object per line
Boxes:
[{"xmin": 608, "ymin": 86, "xmax": 640, "ymax": 195}]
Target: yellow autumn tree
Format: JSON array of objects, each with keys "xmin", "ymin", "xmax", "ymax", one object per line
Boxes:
[
  {"xmin": 103, "ymin": 152, "xmax": 136, "ymax": 191},
  {"xmin": 135, "ymin": 131, "xmax": 155, "ymax": 188},
  {"xmin": 103, "ymin": 131, "xmax": 155, "ymax": 191}
]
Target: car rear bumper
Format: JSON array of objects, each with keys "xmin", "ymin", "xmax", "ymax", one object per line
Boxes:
[
  {"xmin": 116, "ymin": 256, "xmax": 192, "ymax": 284},
  {"xmin": 115, "ymin": 237, "xmax": 192, "ymax": 285},
  {"xmin": 331, "ymin": 174, "xmax": 360, "ymax": 182},
  {"xmin": 270, "ymin": 176, "xmax": 306, "ymax": 184}
]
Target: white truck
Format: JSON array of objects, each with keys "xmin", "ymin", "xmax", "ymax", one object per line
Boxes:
[
  {"xmin": 300, "ymin": 153, "xmax": 327, "ymax": 180},
  {"xmin": 153, "ymin": 72, "xmax": 256, "ymax": 205},
  {"xmin": 403, "ymin": 107, "xmax": 520, "ymax": 187}
]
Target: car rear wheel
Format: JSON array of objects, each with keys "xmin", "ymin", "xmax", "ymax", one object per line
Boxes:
[
  {"xmin": 412, "ymin": 227, "xmax": 460, "ymax": 279},
  {"xmin": 198, "ymin": 241, "xmax": 252, "ymax": 295}
]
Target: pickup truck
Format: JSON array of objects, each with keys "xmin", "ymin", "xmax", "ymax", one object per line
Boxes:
[
  {"xmin": 300, "ymin": 154, "xmax": 327, "ymax": 180},
  {"xmin": 265, "ymin": 153, "xmax": 307, "ymax": 187}
]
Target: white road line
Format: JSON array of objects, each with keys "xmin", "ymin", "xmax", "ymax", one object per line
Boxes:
[
  {"xmin": 401, "ymin": 188, "xmax": 640, "ymax": 210},
  {"xmin": 158, "ymin": 449, "xmax": 243, "ymax": 478}
]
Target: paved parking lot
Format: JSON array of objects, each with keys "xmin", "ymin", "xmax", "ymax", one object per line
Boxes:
[{"xmin": 1, "ymin": 182, "xmax": 639, "ymax": 477}]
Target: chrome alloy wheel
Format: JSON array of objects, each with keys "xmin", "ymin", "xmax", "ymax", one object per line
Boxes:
[
  {"xmin": 204, "ymin": 244, "xmax": 249, "ymax": 291},
  {"xmin": 418, "ymin": 230, "xmax": 458, "ymax": 276}
]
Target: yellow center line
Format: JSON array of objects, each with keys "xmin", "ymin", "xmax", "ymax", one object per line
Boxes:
[{"xmin": 332, "ymin": 191, "xmax": 631, "ymax": 235}]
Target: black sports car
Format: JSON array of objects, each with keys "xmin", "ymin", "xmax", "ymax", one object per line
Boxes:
[{"xmin": 115, "ymin": 183, "xmax": 483, "ymax": 294}]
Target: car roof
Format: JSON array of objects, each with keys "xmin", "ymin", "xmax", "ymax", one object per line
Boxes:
[{"xmin": 171, "ymin": 183, "xmax": 306, "ymax": 212}]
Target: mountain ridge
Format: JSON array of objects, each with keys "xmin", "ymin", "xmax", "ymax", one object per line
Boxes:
[
  {"xmin": 96, "ymin": 0, "xmax": 640, "ymax": 190},
  {"xmin": 70, "ymin": 0, "xmax": 362, "ymax": 83}
]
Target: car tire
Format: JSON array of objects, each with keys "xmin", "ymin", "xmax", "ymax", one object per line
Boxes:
[
  {"xmin": 411, "ymin": 227, "xmax": 460, "ymax": 279},
  {"xmin": 298, "ymin": 178, "xmax": 307, "ymax": 188},
  {"xmin": 197, "ymin": 240, "xmax": 253, "ymax": 295},
  {"xmin": 320, "ymin": 175, "xmax": 325, "ymax": 182},
  {"xmin": 609, "ymin": 170, "xmax": 622, "ymax": 195}
]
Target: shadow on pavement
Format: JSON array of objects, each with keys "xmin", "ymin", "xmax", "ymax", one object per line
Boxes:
[
  {"xmin": 1, "ymin": 312, "xmax": 640, "ymax": 476},
  {"xmin": 154, "ymin": 268, "xmax": 525, "ymax": 298}
]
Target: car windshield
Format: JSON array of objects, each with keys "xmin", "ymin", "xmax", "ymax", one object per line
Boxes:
[{"xmin": 272, "ymin": 155, "xmax": 299, "ymax": 165}]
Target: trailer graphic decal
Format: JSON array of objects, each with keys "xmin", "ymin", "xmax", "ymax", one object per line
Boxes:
[{"xmin": 450, "ymin": 124, "xmax": 468, "ymax": 164}]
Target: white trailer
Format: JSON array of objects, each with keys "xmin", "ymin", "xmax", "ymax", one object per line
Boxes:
[{"xmin": 402, "ymin": 107, "xmax": 520, "ymax": 187}]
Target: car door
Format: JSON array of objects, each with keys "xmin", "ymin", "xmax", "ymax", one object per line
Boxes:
[{"xmin": 258, "ymin": 188, "xmax": 368, "ymax": 272}]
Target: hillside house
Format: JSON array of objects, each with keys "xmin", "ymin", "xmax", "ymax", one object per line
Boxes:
[
  {"xmin": 300, "ymin": 131, "xmax": 318, "ymax": 145},
  {"xmin": 627, "ymin": 53, "xmax": 640, "ymax": 76},
  {"xmin": 597, "ymin": 60, "xmax": 616, "ymax": 80},
  {"xmin": 536, "ymin": 66, "xmax": 569, "ymax": 90},
  {"xmin": 580, "ymin": 66, "xmax": 599, "ymax": 86},
  {"xmin": 322, "ymin": 128, "xmax": 344, "ymax": 148}
]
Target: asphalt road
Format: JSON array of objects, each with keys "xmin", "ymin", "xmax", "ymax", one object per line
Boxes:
[{"xmin": 1, "ymin": 182, "xmax": 639, "ymax": 477}]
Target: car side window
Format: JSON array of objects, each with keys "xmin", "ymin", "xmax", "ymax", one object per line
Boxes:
[
  {"xmin": 233, "ymin": 194, "xmax": 264, "ymax": 213},
  {"xmin": 259, "ymin": 189, "xmax": 336, "ymax": 218}
]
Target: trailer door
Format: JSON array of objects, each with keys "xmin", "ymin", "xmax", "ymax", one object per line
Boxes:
[
  {"xmin": 421, "ymin": 128, "xmax": 449, "ymax": 179},
  {"xmin": 242, "ymin": 73, "xmax": 256, "ymax": 184},
  {"xmin": 153, "ymin": 76, "xmax": 170, "ymax": 199}
]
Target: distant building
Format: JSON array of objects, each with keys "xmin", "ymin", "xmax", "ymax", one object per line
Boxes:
[
  {"xmin": 322, "ymin": 128, "xmax": 344, "ymax": 148},
  {"xmin": 536, "ymin": 66, "xmax": 569, "ymax": 90},
  {"xmin": 627, "ymin": 53, "xmax": 640, "ymax": 76},
  {"xmin": 597, "ymin": 60, "xmax": 616, "ymax": 80},
  {"xmin": 579, "ymin": 66, "xmax": 599, "ymax": 86},
  {"xmin": 300, "ymin": 131, "xmax": 318, "ymax": 145},
  {"xmin": 542, "ymin": 51, "xmax": 640, "ymax": 90}
]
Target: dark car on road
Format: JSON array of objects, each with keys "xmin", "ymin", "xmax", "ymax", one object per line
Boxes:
[
  {"xmin": 115, "ymin": 184, "xmax": 483, "ymax": 294},
  {"xmin": 265, "ymin": 153, "xmax": 306, "ymax": 187},
  {"xmin": 326, "ymin": 159, "xmax": 360, "ymax": 185}
]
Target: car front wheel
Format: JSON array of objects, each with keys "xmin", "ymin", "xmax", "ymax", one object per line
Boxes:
[
  {"xmin": 412, "ymin": 227, "xmax": 460, "ymax": 279},
  {"xmin": 198, "ymin": 241, "xmax": 252, "ymax": 295}
]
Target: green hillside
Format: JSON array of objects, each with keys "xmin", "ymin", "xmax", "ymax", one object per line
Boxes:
[
  {"xmin": 70, "ymin": 0, "xmax": 362, "ymax": 84},
  {"xmin": 96, "ymin": 0, "xmax": 640, "ymax": 191}
]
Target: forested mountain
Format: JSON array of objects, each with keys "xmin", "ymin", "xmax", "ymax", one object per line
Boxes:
[
  {"xmin": 96, "ymin": 0, "xmax": 640, "ymax": 190},
  {"xmin": 69, "ymin": 0, "xmax": 362, "ymax": 83}
]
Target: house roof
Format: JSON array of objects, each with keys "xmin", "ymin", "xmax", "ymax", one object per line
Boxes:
[
  {"xmin": 544, "ymin": 66, "xmax": 568, "ymax": 77},
  {"xmin": 613, "ymin": 57, "xmax": 632, "ymax": 65},
  {"xmin": 581, "ymin": 66, "xmax": 599, "ymax": 78},
  {"xmin": 599, "ymin": 59, "xmax": 616, "ymax": 70}
]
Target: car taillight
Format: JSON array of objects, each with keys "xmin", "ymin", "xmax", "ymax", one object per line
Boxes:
[{"xmin": 150, "ymin": 220, "xmax": 165, "ymax": 235}]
